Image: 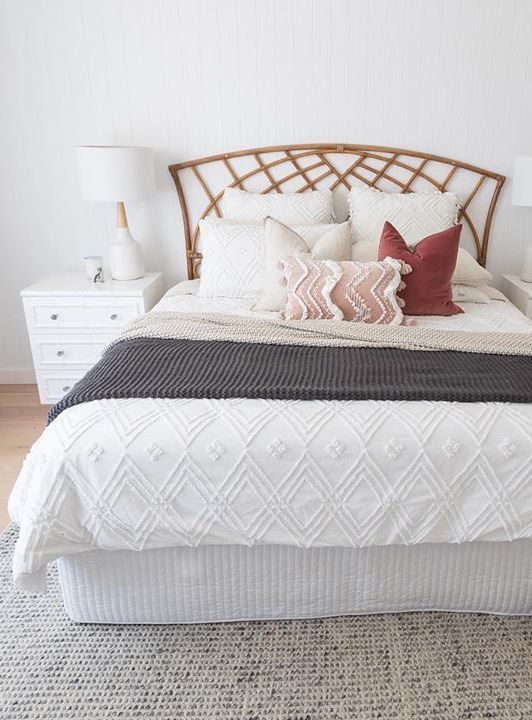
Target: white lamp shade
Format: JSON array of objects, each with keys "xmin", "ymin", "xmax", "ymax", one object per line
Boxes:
[
  {"xmin": 76, "ymin": 146, "xmax": 156, "ymax": 202},
  {"xmin": 512, "ymin": 156, "xmax": 532, "ymax": 207}
]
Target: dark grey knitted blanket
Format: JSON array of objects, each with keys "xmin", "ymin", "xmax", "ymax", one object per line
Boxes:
[{"xmin": 48, "ymin": 336, "xmax": 532, "ymax": 423}]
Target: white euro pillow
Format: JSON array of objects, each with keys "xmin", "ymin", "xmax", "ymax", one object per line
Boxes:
[
  {"xmin": 222, "ymin": 187, "xmax": 334, "ymax": 224},
  {"xmin": 255, "ymin": 218, "xmax": 352, "ymax": 311},
  {"xmin": 350, "ymin": 187, "xmax": 460, "ymax": 246},
  {"xmin": 198, "ymin": 219, "xmax": 265, "ymax": 299}
]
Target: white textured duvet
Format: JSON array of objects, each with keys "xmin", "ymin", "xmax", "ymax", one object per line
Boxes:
[{"xmin": 9, "ymin": 286, "xmax": 532, "ymax": 591}]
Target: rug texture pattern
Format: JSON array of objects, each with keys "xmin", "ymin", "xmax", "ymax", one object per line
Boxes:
[{"xmin": 1, "ymin": 524, "xmax": 532, "ymax": 719}]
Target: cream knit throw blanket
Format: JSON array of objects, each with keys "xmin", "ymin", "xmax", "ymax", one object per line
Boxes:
[{"xmin": 114, "ymin": 312, "xmax": 532, "ymax": 356}]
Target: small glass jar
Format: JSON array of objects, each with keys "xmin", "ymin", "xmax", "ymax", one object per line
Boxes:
[{"xmin": 84, "ymin": 256, "xmax": 105, "ymax": 283}]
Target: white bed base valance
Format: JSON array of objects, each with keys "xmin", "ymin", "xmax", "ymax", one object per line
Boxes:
[{"xmin": 58, "ymin": 540, "xmax": 532, "ymax": 624}]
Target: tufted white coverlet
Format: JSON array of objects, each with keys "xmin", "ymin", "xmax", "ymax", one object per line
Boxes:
[{"xmin": 9, "ymin": 287, "xmax": 532, "ymax": 592}]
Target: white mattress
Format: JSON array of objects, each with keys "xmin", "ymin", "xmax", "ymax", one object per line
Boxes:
[
  {"xmin": 10, "ymin": 285, "xmax": 532, "ymax": 593},
  {"xmin": 58, "ymin": 540, "xmax": 532, "ymax": 623}
]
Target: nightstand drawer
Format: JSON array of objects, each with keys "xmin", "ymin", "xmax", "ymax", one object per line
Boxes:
[
  {"xmin": 29, "ymin": 335, "xmax": 114, "ymax": 367},
  {"xmin": 36, "ymin": 369, "xmax": 90, "ymax": 404},
  {"xmin": 23, "ymin": 297, "xmax": 143, "ymax": 332},
  {"xmin": 21, "ymin": 273, "xmax": 165, "ymax": 404}
]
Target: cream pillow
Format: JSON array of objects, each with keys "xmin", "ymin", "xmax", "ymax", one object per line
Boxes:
[
  {"xmin": 452, "ymin": 248, "xmax": 493, "ymax": 287},
  {"xmin": 255, "ymin": 218, "xmax": 352, "ymax": 311},
  {"xmin": 222, "ymin": 187, "xmax": 334, "ymax": 224},
  {"xmin": 351, "ymin": 240, "xmax": 379, "ymax": 263},
  {"xmin": 350, "ymin": 187, "xmax": 460, "ymax": 246}
]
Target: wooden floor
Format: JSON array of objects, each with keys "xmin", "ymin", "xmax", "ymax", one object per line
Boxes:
[{"xmin": 0, "ymin": 385, "xmax": 48, "ymax": 531}]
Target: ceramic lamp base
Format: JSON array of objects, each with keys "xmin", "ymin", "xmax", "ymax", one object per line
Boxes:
[
  {"xmin": 109, "ymin": 227, "xmax": 144, "ymax": 281},
  {"xmin": 520, "ymin": 245, "xmax": 532, "ymax": 283}
]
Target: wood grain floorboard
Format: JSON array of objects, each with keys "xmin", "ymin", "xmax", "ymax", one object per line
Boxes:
[{"xmin": 0, "ymin": 385, "xmax": 48, "ymax": 531}]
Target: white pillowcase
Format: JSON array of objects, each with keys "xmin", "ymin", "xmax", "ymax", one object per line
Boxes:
[
  {"xmin": 255, "ymin": 218, "xmax": 352, "ymax": 311},
  {"xmin": 350, "ymin": 187, "xmax": 460, "ymax": 246},
  {"xmin": 452, "ymin": 285, "xmax": 490, "ymax": 304},
  {"xmin": 222, "ymin": 187, "xmax": 334, "ymax": 224},
  {"xmin": 198, "ymin": 218, "xmax": 341, "ymax": 300},
  {"xmin": 482, "ymin": 286, "xmax": 507, "ymax": 302}
]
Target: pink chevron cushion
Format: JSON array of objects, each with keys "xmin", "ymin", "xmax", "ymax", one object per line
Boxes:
[{"xmin": 280, "ymin": 257, "xmax": 409, "ymax": 324}]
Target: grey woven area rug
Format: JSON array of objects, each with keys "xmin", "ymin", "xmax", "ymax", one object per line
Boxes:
[{"xmin": 1, "ymin": 525, "xmax": 532, "ymax": 720}]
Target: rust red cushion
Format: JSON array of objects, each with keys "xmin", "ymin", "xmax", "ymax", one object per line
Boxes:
[{"xmin": 378, "ymin": 221, "xmax": 463, "ymax": 316}]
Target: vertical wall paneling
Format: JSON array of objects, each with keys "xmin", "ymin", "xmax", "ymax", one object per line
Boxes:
[{"xmin": 1, "ymin": 0, "xmax": 532, "ymax": 374}]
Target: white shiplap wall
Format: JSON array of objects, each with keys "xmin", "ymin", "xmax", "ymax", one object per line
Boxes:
[{"xmin": 1, "ymin": 0, "xmax": 532, "ymax": 378}]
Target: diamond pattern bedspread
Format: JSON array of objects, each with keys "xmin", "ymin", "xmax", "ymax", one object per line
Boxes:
[
  {"xmin": 10, "ymin": 396, "xmax": 532, "ymax": 591},
  {"xmin": 9, "ymin": 291, "xmax": 532, "ymax": 592}
]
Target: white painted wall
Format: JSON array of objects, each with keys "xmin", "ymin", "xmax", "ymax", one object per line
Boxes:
[{"xmin": 1, "ymin": 0, "xmax": 532, "ymax": 379}]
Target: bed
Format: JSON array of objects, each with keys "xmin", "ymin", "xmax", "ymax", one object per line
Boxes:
[{"xmin": 10, "ymin": 144, "xmax": 532, "ymax": 623}]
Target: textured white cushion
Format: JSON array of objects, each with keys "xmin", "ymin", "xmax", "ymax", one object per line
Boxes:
[
  {"xmin": 198, "ymin": 219, "xmax": 339, "ymax": 300},
  {"xmin": 222, "ymin": 187, "xmax": 334, "ymax": 224},
  {"xmin": 350, "ymin": 188, "xmax": 460, "ymax": 246},
  {"xmin": 198, "ymin": 219, "xmax": 265, "ymax": 299},
  {"xmin": 255, "ymin": 218, "xmax": 352, "ymax": 311}
]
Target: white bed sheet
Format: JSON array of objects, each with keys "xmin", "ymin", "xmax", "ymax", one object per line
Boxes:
[
  {"xmin": 9, "ymin": 285, "xmax": 532, "ymax": 592},
  {"xmin": 156, "ymin": 279, "xmax": 528, "ymax": 333}
]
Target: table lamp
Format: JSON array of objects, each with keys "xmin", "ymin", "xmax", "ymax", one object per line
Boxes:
[
  {"xmin": 76, "ymin": 146, "xmax": 156, "ymax": 280},
  {"xmin": 512, "ymin": 156, "xmax": 532, "ymax": 282}
]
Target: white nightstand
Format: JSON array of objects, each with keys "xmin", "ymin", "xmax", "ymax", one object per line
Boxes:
[
  {"xmin": 501, "ymin": 274, "xmax": 532, "ymax": 319},
  {"xmin": 21, "ymin": 272, "xmax": 166, "ymax": 404}
]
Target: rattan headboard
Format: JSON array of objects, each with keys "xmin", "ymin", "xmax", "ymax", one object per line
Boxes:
[{"xmin": 168, "ymin": 144, "xmax": 505, "ymax": 279}]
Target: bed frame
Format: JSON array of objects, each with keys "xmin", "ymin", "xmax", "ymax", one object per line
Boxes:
[
  {"xmin": 168, "ymin": 143, "xmax": 505, "ymax": 279},
  {"xmin": 57, "ymin": 146, "xmax": 521, "ymax": 624}
]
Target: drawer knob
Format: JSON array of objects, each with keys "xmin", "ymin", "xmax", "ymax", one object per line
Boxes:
[
  {"xmin": 62, "ymin": 385, "xmax": 71, "ymax": 392},
  {"xmin": 110, "ymin": 313, "xmax": 118, "ymax": 320},
  {"xmin": 50, "ymin": 313, "xmax": 59, "ymax": 320},
  {"xmin": 56, "ymin": 350, "xmax": 65, "ymax": 357}
]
